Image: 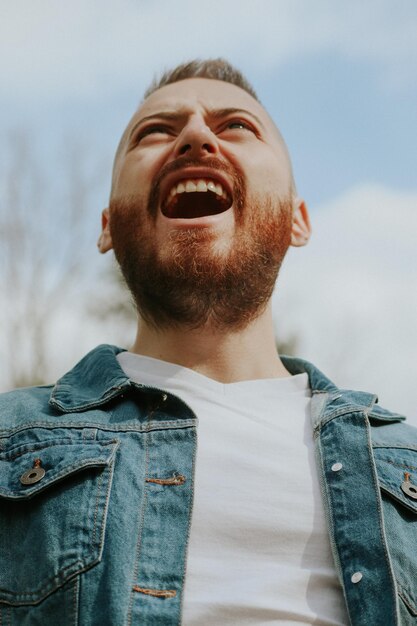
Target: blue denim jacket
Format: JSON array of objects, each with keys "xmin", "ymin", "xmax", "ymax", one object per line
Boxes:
[{"xmin": 1, "ymin": 343, "xmax": 417, "ymax": 625}]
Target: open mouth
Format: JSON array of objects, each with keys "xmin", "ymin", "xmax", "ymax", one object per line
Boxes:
[{"xmin": 161, "ymin": 178, "xmax": 232, "ymax": 219}]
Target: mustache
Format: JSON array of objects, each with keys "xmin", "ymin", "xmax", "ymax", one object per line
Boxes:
[{"xmin": 147, "ymin": 156, "xmax": 245, "ymax": 218}]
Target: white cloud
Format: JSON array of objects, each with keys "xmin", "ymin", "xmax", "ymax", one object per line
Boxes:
[
  {"xmin": 273, "ymin": 184, "xmax": 417, "ymax": 421},
  {"xmin": 1, "ymin": 0, "xmax": 416, "ymax": 101}
]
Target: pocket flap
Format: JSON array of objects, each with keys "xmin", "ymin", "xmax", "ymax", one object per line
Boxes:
[
  {"xmin": 0, "ymin": 438, "xmax": 119, "ymax": 500},
  {"xmin": 374, "ymin": 447, "xmax": 417, "ymax": 513}
]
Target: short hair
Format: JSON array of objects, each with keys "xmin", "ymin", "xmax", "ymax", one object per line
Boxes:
[{"xmin": 144, "ymin": 58, "xmax": 259, "ymax": 102}]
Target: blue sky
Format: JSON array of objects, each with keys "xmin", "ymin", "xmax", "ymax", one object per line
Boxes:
[
  {"xmin": 2, "ymin": 0, "xmax": 416, "ymax": 206},
  {"xmin": 1, "ymin": 0, "xmax": 417, "ymax": 416}
]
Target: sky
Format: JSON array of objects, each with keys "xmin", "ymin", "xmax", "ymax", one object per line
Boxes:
[{"xmin": 1, "ymin": 0, "xmax": 417, "ymax": 418}]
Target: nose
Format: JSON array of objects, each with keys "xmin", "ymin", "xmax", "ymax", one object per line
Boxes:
[{"xmin": 174, "ymin": 116, "xmax": 219, "ymax": 158}]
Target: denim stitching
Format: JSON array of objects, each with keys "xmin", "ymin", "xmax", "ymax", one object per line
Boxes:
[
  {"xmin": 179, "ymin": 427, "xmax": 197, "ymax": 621},
  {"xmin": 365, "ymin": 411, "xmax": 400, "ymax": 623},
  {"xmin": 73, "ymin": 575, "xmax": 80, "ymax": 626},
  {"xmin": 0, "ymin": 420, "xmax": 196, "ymax": 437},
  {"xmin": 398, "ymin": 586, "xmax": 417, "ymax": 616},
  {"xmin": 91, "ymin": 470, "xmax": 104, "ymax": 548},
  {"xmin": 0, "ymin": 560, "xmax": 84, "ymax": 601},
  {"xmin": 1, "ymin": 439, "xmax": 74, "ymax": 461},
  {"xmin": 1, "ymin": 438, "xmax": 116, "ymax": 462},
  {"xmin": 379, "ymin": 458, "xmax": 417, "ymax": 472},
  {"xmin": 127, "ymin": 430, "xmax": 149, "ymax": 626}
]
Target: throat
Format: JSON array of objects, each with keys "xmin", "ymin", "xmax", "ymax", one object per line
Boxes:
[{"xmin": 162, "ymin": 192, "xmax": 230, "ymax": 219}]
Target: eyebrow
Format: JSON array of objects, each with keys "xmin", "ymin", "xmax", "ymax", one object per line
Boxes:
[{"xmin": 128, "ymin": 107, "xmax": 265, "ymax": 140}]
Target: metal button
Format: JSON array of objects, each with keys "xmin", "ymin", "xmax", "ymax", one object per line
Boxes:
[
  {"xmin": 20, "ymin": 466, "xmax": 46, "ymax": 485},
  {"xmin": 351, "ymin": 572, "xmax": 363, "ymax": 584},
  {"xmin": 401, "ymin": 472, "xmax": 417, "ymax": 500},
  {"xmin": 331, "ymin": 462, "xmax": 343, "ymax": 472}
]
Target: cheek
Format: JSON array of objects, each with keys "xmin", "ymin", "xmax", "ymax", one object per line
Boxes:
[
  {"xmin": 227, "ymin": 147, "xmax": 291, "ymax": 198},
  {"xmin": 113, "ymin": 152, "xmax": 162, "ymax": 198}
]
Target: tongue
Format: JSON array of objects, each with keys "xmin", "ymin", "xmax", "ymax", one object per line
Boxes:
[{"xmin": 163, "ymin": 192, "xmax": 230, "ymax": 219}]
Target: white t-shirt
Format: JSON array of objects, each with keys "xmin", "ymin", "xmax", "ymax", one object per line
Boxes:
[{"xmin": 117, "ymin": 352, "xmax": 349, "ymax": 625}]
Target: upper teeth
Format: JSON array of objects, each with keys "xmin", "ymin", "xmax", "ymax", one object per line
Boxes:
[{"xmin": 168, "ymin": 179, "xmax": 226, "ymax": 200}]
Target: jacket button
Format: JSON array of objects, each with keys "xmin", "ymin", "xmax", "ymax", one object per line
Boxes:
[
  {"xmin": 20, "ymin": 461, "xmax": 46, "ymax": 485},
  {"xmin": 351, "ymin": 572, "xmax": 363, "ymax": 584},
  {"xmin": 331, "ymin": 462, "xmax": 343, "ymax": 472},
  {"xmin": 401, "ymin": 472, "xmax": 417, "ymax": 500}
]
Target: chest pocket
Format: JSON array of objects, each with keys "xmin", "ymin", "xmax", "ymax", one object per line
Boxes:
[
  {"xmin": 0, "ymin": 430, "xmax": 119, "ymax": 606},
  {"xmin": 375, "ymin": 446, "xmax": 417, "ymax": 619}
]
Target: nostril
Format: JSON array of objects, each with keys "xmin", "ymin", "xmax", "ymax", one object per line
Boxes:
[
  {"xmin": 179, "ymin": 144, "xmax": 191, "ymax": 155},
  {"xmin": 202, "ymin": 143, "xmax": 215, "ymax": 153},
  {"xmin": 178, "ymin": 142, "xmax": 216, "ymax": 156}
]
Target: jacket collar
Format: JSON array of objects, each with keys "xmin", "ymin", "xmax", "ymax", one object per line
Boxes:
[
  {"xmin": 281, "ymin": 355, "xmax": 405, "ymax": 428},
  {"xmin": 50, "ymin": 344, "xmax": 130, "ymax": 412},
  {"xmin": 50, "ymin": 345, "xmax": 405, "ymax": 425}
]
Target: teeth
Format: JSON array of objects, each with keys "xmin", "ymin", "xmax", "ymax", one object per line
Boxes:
[
  {"xmin": 167, "ymin": 178, "xmax": 227, "ymax": 200},
  {"xmin": 185, "ymin": 180, "xmax": 197, "ymax": 192},
  {"xmin": 196, "ymin": 180, "xmax": 207, "ymax": 192}
]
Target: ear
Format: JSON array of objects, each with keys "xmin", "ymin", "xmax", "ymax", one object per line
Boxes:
[
  {"xmin": 97, "ymin": 208, "xmax": 113, "ymax": 253},
  {"xmin": 290, "ymin": 198, "xmax": 311, "ymax": 247}
]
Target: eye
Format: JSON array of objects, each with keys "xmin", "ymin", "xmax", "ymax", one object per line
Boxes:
[
  {"xmin": 135, "ymin": 125, "xmax": 171, "ymax": 143},
  {"xmin": 227, "ymin": 120, "xmax": 251, "ymax": 130},
  {"xmin": 221, "ymin": 119, "xmax": 256, "ymax": 135}
]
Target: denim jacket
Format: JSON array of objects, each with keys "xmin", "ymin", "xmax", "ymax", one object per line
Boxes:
[{"xmin": 1, "ymin": 343, "xmax": 417, "ymax": 625}]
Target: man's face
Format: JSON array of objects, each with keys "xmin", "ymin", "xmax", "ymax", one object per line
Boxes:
[{"xmin": 100, "ymin": 78, "xmax": 310, "ymax": 330}]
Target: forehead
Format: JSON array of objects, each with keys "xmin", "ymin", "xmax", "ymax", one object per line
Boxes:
[{"xmin": 129, "ymin": 78, "xmax": 279, "ymax": 136}]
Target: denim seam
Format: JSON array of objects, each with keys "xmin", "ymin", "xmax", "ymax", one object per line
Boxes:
[
  {"xmin": 365, "ymin": 412, "xmax": 399, "ymax": 623},
  {"xmin": 91, "ymin": 470, "xmax": 104, "ymax": 548},
  {"xmin": 1, "ymin": 438, "xmax": 115, "ymax": 462},
  {"xmin": 82, "ymin": 429, "xmax": 97, "ymax": 441},
  {"xmin": 127, "ymin": 429, "xmax": 149, "ymax": 626},
  {"xmin": 378, "ymin": 458, "xmax": 417, "ymax": 472},
  {"xmin": 398, "ymin": 584, "xmax": 417, "ymax": 616},
  {"xmin": 1, "ymin": 438, "xmax": 75, "ymax": 461},
  {"xmin": 315, "ymin": 435, "xmax": 352, "ymax": 624},
  {"xmin": 0, "ymin": 421, "xmax": 196, "ymax": 437},
  {"xmin": 319, "ymin": 405, "xmax": 375, "ymax": 428},
  {"xmin": 178, "ymin": 427, "xmax": 197, "ymax": 622},
  {"xmin": 72, "ymin": 575, "xmax": 79, "ymax": 626},
  {"xmin": 373, "ymin": 444, "xmax": 417, "ymax": 452},
  {"xmin": 0, "ymin": 560, "xmax": 84, "ymax": 601}
]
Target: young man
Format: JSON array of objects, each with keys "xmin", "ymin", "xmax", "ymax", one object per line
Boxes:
[{"xmin": 1, "ymin": 60, "xmax": 416, "ymax": 625}]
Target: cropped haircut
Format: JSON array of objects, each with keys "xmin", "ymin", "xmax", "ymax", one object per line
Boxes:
[{"xmin": 143, "ymin": 58, "xmax": 259, "ymax": 102}]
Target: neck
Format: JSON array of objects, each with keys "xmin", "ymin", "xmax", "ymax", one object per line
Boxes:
[{"xmin": 130, "ymin": 304, "xmax": 290, "ymax": 383}]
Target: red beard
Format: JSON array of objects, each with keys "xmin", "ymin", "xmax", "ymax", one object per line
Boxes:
[
  {"xmin": 109, "ymin": 192, "xmax": 292, "ymax": 331},
  {"xmin": 109, "ymin": 155, "xmax": 292, "ymax": 331}
]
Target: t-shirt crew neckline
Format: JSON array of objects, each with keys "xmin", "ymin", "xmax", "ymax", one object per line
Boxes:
[{"xmin": 117, "ymin": 351, "xmax": 310, "ymax": 398}]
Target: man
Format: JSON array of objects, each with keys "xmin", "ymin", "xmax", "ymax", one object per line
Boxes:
[{"xmin": 1, "ymin": 59, "xmax": 416, "ymax": 626}]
